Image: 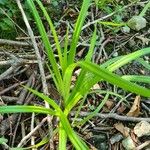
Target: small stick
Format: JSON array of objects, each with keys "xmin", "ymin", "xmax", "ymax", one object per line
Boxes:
[
  {"xmin": 1, "ymin": 96, "xmax": 18, "ymax": 103},
  {"xmin": 16, "ymin": 1, "xmax": 53, "ymax": 148},
  {"xmin": 11, "ymin": 74, "xmax": 36, "ymax": 147},
  {"xmin": 0, "ymin": 39, "xmax": 30, "ymax": 47},
  {"xmin": 16, "ymin": 0, "xmax": 50, "ymax": 107},
  {"xmin": 0, "ymin": 59, "xmax": 38, "ymax": 66},
  {"xmin": 0, "ymin": 66, "xmax": 19, "ymax": 81},
  {"xmin": 17, "ymin": 117, "xmax": 47, "ymax": 147},
  {"xmin": 0, "ymin": 74, "xmax": 35, "ymax": 135},
  {"xmin": 71, "ymin": 111, "xmax": 150, "ymax": 122},
  {"xmin": 136, "ymin": 141, "xmax": 150, "ymax": 150},
  {"xmin": 31, "ymin": 113, "xmax": 36, "ymax": 150}
]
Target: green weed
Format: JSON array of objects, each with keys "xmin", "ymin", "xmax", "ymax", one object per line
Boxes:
[{"xmin": 0, "ymin": 0, "xmax": 150, "ymax": 149}]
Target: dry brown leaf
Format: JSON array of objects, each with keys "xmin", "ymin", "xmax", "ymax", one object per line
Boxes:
[
  {"xmin": 77, "ymin": 48, "xmax": 85, "ymax": 57},
  {"xmin": 114, "ymin": 123, "xmax": 130, "ymax": 137},
  {"xmin": 117, "ymin": 103, "xmax": 126, "ymax": 114},
  {"xmin": 105, "ymin": 100, "xmax": 114, "ymax": 110},
  {"xmin": 130, "ymin": 130, "xmax": 138, "ymax": 143},
  {"xmin": 127, "ymin": 96, "xmax": 141, "ymax": 117},
  {"xmin": 136, "ymin": 36, "xmax": 150, "ymax": 45}
]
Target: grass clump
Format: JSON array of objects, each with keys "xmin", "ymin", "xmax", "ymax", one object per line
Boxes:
[{"xmin": 0, "ymin": 0, "xmax": 150, "ymax": 149}]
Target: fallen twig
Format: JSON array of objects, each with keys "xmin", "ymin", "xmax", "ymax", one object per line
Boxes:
[
  {"xmin": 0, "ymin": 81, "xmax": 27, "ymax": 95},
  {"xmin": 0, "ymin": 59, "xmax": 37, "ymax": 66},
  {"xmin": 17, "ymin": 117, "xmax": 48, "ymax": 147},
  {"xmin": 0, "ymin": 66, "xmax": 20, "ymax": 81},
  {"xmin": 71, "ymin": 111, "xmax": 150, "ymax": 122},
  {"xmin": 16, "ymin": 0, "xmax": 53, "ymax": 148},
  {"xmin": 1, "ymin": 96, "xmax": 18, "ymax": 103},
  {"xmin": 0, "ymin": 39, "xmax": 30, "ymax": 47},
  {"xmin": 136, "ymin": 141, "xmax": 150, "ymax": 150},
  {"xmin": 0, "ymin": 74, "xmax": 35, "ymax": 135}
]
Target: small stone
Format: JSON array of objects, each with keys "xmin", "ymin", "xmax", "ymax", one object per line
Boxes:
[
  {"xmin": 112, "ymin": 51, "xmax": 118, "ymax": 57},
  {"xmin": 134, "ymin": 121, "xmax": 150, "ymax": 137},
  {"xmin": 122, "ymin": 26, "xmax": 130, "ymax": 33},
  {"xmin": 122, "ymin": 136, "xmax": 136, "ymax": 150},
  {"xmin": 127, "ymin": 16, "xmax": 147, "ymax": 31},
  {"xmin": 110, "ymin": 133, "xmax": 123, "ymax": 144},
  {"xmin": 92, "ymin": 133, "xmax": 108, "ymax": 149}
]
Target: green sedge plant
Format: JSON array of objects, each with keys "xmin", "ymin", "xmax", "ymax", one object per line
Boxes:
[{"xmin": 1, "ymin": 0, "xmax": 150, "ymax": 149}]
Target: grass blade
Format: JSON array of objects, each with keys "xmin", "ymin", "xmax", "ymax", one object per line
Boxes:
[
  {"xmin": 101, "ymin": 56, "xmax": 123, "ymax": 68},
  {"xmin": 24, "ymin": 86, "xmax": 62, "ymax": 111},
  {"xmin": 122, "ymin": 75, "xmax": 150, "ymax": 84},
  {"xmin": 79, "ymin": 61, "xmax": 150, "ymax": 97},
  {"xmin": 139, "ymin": 1, "xmax": 150, "ymax": 17},
  {"xmin": 72, "ymin": 95, "xmax": 87, "ymax": 126},
  {"xmin": 65, "ymin": 71, "xmax": 98, "ymax": 113},
  {"xmin": 0, "ymin": 105, "xmax": 56, "ymax": 115},
  {"xmin": 59, "ymin": 112, "xmax": 89, "ymax": 150},
  {"xmin": 75, "ymin": 93, "xmax": 109, "ymax": 127},
  {"xmin": 58, "ymin": 123, "xmax": 67, "ymax": 150},
  {"xmin": 99, "ymin": 21, "xmax": 125, "ymax": 27},
  {"xmin": 69, "ymin": 47, "xmax": 150, "ymax": 106},
  {"xmin": 107, "ymin": 47, "xmax": 150, "ymax": 71},
  {"xmin": 35, "ymin": 0, "xmax": 63, "ymax": 69},
  {"xmin": 136, "ymin": 58, "xmax": 150, "ymax": 70},
  {"xmin": 62, "ymin": 25, "xmax": 69, "ymax": 75},
  {"xmin": 68, "ymin": 0, "xmax": 91, "ymax": 65},
  {"xmin": 85, "ymin": 26, "xmax": 97, "ymax": 61},
  {"xmin": 27, "ymin": 0, "xmax": 63, "ymax": 89},
  {"xmin": 63, "ymin": 63, "xmax": 78, "ymax": 103}
]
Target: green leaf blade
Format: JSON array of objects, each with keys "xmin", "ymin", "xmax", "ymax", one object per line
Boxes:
[
  {"xmin": 27, "ymin": 0, "xmax": 63, "ymax": 90},
  {"xmin": 68, "ymin": 0, "xmax": 91, "ymax": 65},
  {"xmin": 0, "ymin": 105, "xmax": 56, "ymax": 115},
  {"xmin": 79, "ymin": 61, "xmax": 150, "ymax": 97}
]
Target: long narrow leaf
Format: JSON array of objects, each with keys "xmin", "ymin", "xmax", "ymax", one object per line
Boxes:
[
  {"xmin": 122, "ymin": 75, "xmax": 150, "ymax": 84},
  {"xmin": 64, "ymin": 66, "xmax": 90, "ymax": 107},
  {"xmin": 27, "ymin": 0, "xmax": 63, "ymax": 90},
  {"xmin": 62, "ymin": 25, "xmax": 69, "ymax": 75},
  {"xmin": 107, "ymin": 47, "xmax": 150, "ymax": 71},
  {"xmin": 90, "ymin": 90, "xmax": 123, "ymax": 99},
  {"xmin": 59, "ymin": 123, "xmax": 67, "ymax": 150},
  {"xmin": 68, "ymin": 47, "xmax": 150, "ymax": 109},
  {"xmin": 65, "ymin": 92, "xmax": 83, "ymax": 115},
  {"xmin": 72, "ymin": 95, "xmax": 87, "ymax": 126},
  {"xmin": 85, "ymin": 26, "xmax": 97, "ymax": 61},
  {"xmin": 35, "ymin": 0, "xmax": 63, "ymax": 68},
  {"xmin": 68, "ymin": 0, "xmax": 91, "ymax": 65},
  {"xmin": 0, "ymin": 105, "xmax": 56, "ymax": 115},
  {"xmin": 65, "ymin": 71, "xmax": 96, "ymax": 113},
  {"xmin": 75, "ymin": 93, "xmax": 109, "ymax": 126},
  {"xmin": 24, "ymin": 86, "xmax": 62, "ymax": 112},
  {"xmin": 79, "ymin": 61, "xmax": 150, "ymax": 97},
  {"xmin": 136, "ymin": 58, "xmax": 150, "ymax": 70},
  {"xmin": 59, "ymin": 112, "xmax": 89, "ymax": 150},
  {"xmin": 101, "ymin": 56, "xmax": 123, "ymax": 68},
  {"xmin": 63, "ymin": 63, "xmax": 78, "ymax": 102}
]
